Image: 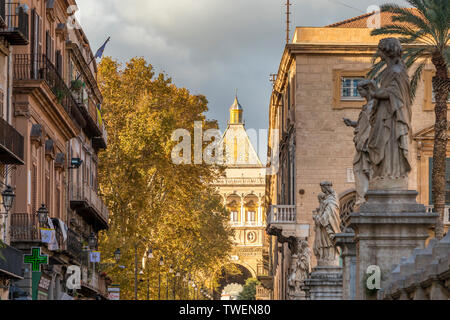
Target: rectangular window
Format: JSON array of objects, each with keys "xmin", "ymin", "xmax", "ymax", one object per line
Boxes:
[
  {"xmin": 429, "ymin": 158, "xmax": 450, "ymax": 204},
  {"xmin": 230, "ymin": 211, "xmax": 238, "ymax": 222},
  {"xmin": 247, "ymin": 211, "xmax": 256, "ymax": 222},
  {"xmin": 341, "ymin": 77, "xmax": 364, "ymax": 100}
]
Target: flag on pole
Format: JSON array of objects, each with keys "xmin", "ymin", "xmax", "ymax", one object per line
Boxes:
[{"xmin": 94, "ymin": 37, "xmax": 111, "ymax": 59}]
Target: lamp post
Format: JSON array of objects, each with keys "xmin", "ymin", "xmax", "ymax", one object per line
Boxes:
[
  {"xmin": 146, "ymin": 247, "xmax": 153, "ymax": 300},
  {"xmin": 167, "ymin": 265, "xmax": 173, "ymax": 300},
  {"xmin": 1, "ymin": 185, "xmax": 15, "ymax": 242},
  {"xmin": 37, "ymin": 204, "xmax": 48, "ymax": 227},
  {"xmin": 182, "ymin": 275, "xmax": 187, "ymax": 300},
  {"xmin": 174, "ymin": 271, "xmax": 180, "ymax": 300},
  {"xmin": 114, "ymin": 248, "xmax": 121, "ymax": 263},
  {"xmin": 89, "ymin": 232, "xmax": 98, "ymax": 285},
  {"xmin": 158, "ymin": 257, "xmax": 164, "ymax": 300}
]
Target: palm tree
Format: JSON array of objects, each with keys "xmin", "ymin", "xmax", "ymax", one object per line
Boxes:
[{"xmin": 368, "ymin": 0, "xmax": 450, "ymax": 239}]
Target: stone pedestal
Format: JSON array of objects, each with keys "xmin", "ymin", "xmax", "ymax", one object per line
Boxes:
[
  {"xmin": 302, "ymin": 266, "xmax": 343, "ymax": 300},
  {"xmin": 349, "ymin": 190, "xmax": 438, "ymax": 300},
  {"xmin": 335, "ymin": 230, "xmax": 357, "ymax": 300}
]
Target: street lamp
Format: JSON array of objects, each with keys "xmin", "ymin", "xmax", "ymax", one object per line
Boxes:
[
  {"xmin": 88, "ymin": 232, "xmax": 97, "ymax": 250},
  {"xmin": 147, "ymin": 247, "xmax": 154, "ymax": 259},
  {"xmin": 145, "ymin": 247, "xmax": 153, "ymax": 300},
  {"xmin": 114, "ymin": 248, "xmax": 121, "ymax": 263},
  {"xmin": 174, "ymin": 271, "xmax": 180, "ymax": 300},
  {"xmin": 158, "ymin": 257, "xmax": 164, "ymax": 300},
  {"xmin": 2, "ymin": 185, "xmax": 15, "ymax": 214},
  {"xmin": 37, "ymin": 204, "xmax": 48, "ymax": 226},
  {"xmin": 167, "ymin": 265, "xmax": 174, "ymax": 300},
  {"xmin": 1, "ymin": 185, "xmax": 15, "ymax": 242}
]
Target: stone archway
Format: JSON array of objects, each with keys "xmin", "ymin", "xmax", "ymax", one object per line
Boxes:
[{"xmin": 214, "ymin": 264, "xmax": 253, "ymax": 300}]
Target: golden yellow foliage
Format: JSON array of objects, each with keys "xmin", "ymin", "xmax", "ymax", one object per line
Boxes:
[{"xmin": 97, "ymin": 57, "xmax": 233, "ymax": 300}]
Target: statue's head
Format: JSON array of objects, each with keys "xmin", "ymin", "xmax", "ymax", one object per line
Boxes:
[
  {"xmin": 378, "ymin": 38, "xmax": 403, "ymax": 61},
  {"xmin": 357, "ymin": 79, "xmax": 377, "ymax": 99},
  {"xmin": 320, "ymin": 181, "xmax": 333, "ymax": 194}
]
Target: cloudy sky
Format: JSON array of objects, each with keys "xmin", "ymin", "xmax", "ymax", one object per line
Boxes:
[{"xmin": 75, "ymin": 0, "xmax": 408, "ymax": 151}]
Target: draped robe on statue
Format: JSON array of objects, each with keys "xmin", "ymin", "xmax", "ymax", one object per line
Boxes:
[
  {"xmin": 313, "ymin": 192, "xmax": 341, "ymax": 265},
  {"xmin": 368, "ymin": 65, "xmax": 412, "ymax": 183}
]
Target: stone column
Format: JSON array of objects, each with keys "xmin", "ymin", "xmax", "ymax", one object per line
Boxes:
[
  {"xmin": 240, "ymin": 196, "xmax": 245, "ymax": 225},
  {"xmin": 350, "ymin": 190, "xmax": 438, "ymax": 300},
  {"xmin": 335, "ymin": 229, "xmax": 357, "ymax": 300}
]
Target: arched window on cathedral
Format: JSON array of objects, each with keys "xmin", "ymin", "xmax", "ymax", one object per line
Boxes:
[{"xmin": 339, "ymin": 190, "xmax": 356, "ymax": 230}]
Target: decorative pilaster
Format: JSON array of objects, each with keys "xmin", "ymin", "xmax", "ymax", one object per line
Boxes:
[{"xmin": 335, "ymin": 229, "xmax": 357, "ymax": 300}]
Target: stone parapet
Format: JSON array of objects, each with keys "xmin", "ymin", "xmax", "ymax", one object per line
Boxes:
[{"xmin": 380, "ymin": 232, "xmax": 450, "ymax": 300}]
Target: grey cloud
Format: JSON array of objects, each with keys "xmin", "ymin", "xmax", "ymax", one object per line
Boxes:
[{"xmin": 76, "ymin": 0, "xmax": 409, "ymax": 149}]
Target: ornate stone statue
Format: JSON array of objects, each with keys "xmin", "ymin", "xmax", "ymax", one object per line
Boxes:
[
  {"xmin": 343, "ymin": 80, "xmax": 376, "ymax": 207},
  {"xmin": 368, "ymin": 38, "xmax": 412, "ymax": 190},
  {"xmin": 287, "ymin": 239, "xmax": 311, "ymax": 300},
  {"xmin": 313, "ymin": 182, "xmax": 341, "ymax": 266}
]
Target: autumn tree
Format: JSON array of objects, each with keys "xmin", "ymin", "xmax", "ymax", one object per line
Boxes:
[{"xmin": 97, "ymin": 57, "xmax": 233, "ymax": 300}]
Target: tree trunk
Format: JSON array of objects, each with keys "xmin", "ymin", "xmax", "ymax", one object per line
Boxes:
[{"xmin": 431, "ymin": 51, "xmax": 449, "ymax": 240}]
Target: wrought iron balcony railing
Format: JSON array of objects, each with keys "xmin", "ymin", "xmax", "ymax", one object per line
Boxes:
[
  {"xmin": 67, "ymin": 228, "xmax": 83, "ymax": 260},
  {"xmin": 70, "ymin": 182, "xmax": 109, "ymax": 228},
  {"xmin": 0, "ymin": 1, "xmax": 29, "ymax": 45},
  {"xmin": 10, "ymin": 213, "xmax": 40, "ymax": 243},
  {"xmin": 0, "ymin": 116, "xmax": 24, "ymax": 165},
  {"xmin": 13, "ymin": 54, "xmax": 86, "ymax": 129}
]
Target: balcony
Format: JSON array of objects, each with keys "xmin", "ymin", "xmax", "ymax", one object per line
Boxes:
[
  {"xmin": 81, "ymin": 266, "xmax": 108, "ymax": 298},
  {"xmin": 267, "ymin": 205, "xmax": 310, "ymax": 240},
  {"xmin": 66, "ymin": 228, "xmax": 83, "ymax": 261},
  {"xmin": 10, "ymin": 213, "xmax": 71, "ymax": 253},
  {"xmin": 230, "ymin": 221, "xmax": 264, "ymax": 227},
  {"xmin": 13, "ymin": 54, "xmax": 86, "ymax": 130},
  {"xmin": 92, "ymin": 122, "xmax": 107, "ymax": 151},
  {"xmin": 426, "ymin": 205, "xmax": 450, "ymax": 225},
  {"xmin": 70, "ymin": 183, "xmax": 109, "ymax": 230},
  {"xmin": 0, "ymin": 116, "xmax": 24, "ymax": 165},
  {"xmin": 10, "ymin": 213, "xmax": 41, "ymax": 244},
  {"xmin": 0, "ymin": 1, "xmax": 29, "ymax": 45}
]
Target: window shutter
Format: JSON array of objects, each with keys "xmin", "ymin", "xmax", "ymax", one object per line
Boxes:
[
  {"xmin": 32, "ymin": 164, "xmax": 37, "ymax": 214},
  {"xmin": 46, "ymin": 30, "xmax": 51, "ymax": 60},
  {"xmin": 56, "ymin": 50, "xmax": 62, "ymax": 76},
  {"xmin": 45, "ymin": 173, "xmax": 50, "ymax": 212},
  {"xmin": 56, "ymin": 187, "xmax": 60, "ymax": 219}
]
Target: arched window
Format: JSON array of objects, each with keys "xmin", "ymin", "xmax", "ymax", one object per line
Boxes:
[{"xmin": 339, "ymin": 191, "xmax": 356, "ymax": 230}]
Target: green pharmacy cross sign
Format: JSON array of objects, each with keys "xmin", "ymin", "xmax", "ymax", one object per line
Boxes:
[{"xmin": 24, "ymin": 247, "xmax": 48, "ymax": 272}]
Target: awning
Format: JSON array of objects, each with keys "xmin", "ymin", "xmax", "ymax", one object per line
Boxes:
[{"xmin": 0, "ymin": 244, "xmax": 24, "ymax": 280}]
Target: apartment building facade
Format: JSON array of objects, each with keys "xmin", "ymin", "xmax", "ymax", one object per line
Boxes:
[
  {"xmin": 264, "ymin": 12, "xmax": 450, "ymax": 300},
  {"xmin": 0, "ymin": 0, "xmax": 28, "ymax": 300},
  {"xmin": 0, "ymin": 0, "xmax": 109, "ymax": 300}
]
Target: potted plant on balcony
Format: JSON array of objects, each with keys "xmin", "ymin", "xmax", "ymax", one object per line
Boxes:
[
  {"xmin": 55, "ymin": 88, "xmax": 66, "ymax": 104},
  {"xmin": 71, "ymin": 79, "xmax": 85, "ymax": 91}
]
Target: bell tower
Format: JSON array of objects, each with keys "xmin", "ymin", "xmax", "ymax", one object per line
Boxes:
[{"xmin": 229, "ymin": 95, "xmax": 243, "ymax": 125}]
